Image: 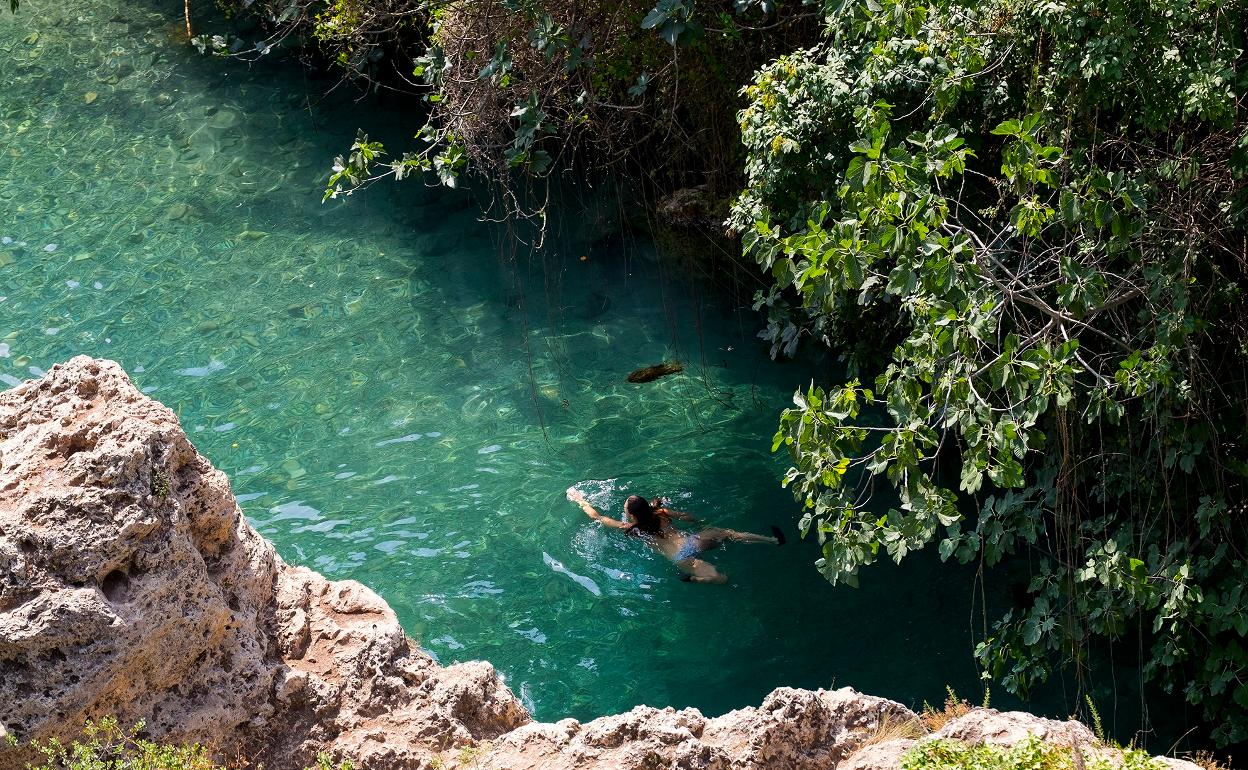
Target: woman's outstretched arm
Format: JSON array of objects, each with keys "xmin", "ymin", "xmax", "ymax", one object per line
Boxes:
[{"xmin": 568, "ymin": 488, "xmax": 632, "ymax": 530}]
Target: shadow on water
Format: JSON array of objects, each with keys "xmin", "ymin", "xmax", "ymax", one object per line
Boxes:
[{"xmin": 0, "ymin": 0, "xmax": 1208, "ymax": 749}]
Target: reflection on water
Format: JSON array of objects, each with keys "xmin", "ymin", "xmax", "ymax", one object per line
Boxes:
[{"xmin": 2, "ymin": 0, "xmax": 1023, "ymax": 722}]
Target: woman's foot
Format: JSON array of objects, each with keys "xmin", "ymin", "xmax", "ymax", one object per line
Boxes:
[{"xmin": 770, "ymin": 525, "xmax": 786, "ymax": 545}]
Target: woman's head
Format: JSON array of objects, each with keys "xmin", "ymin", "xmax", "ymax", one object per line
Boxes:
[{"xmin": 625, "ymin": 495, "xmax": 659, "ymax": 532}]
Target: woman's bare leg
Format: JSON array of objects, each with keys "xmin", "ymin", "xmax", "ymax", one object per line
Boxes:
[
  {"xmin": 725, "ymin": 528, "xmax": 779, "ymax": 544},
  {"xmin": 676, "ymin": 558, "xmax": 727, "ymax": 584},
  {"xmin": 697, "ymin": 527, "xmax": 778, "ymax": 548}
]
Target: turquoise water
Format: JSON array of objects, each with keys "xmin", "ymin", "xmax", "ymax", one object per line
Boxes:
[{"xmin": 3, "ymin": 0, "xmax": 1016, "ymax": 723}]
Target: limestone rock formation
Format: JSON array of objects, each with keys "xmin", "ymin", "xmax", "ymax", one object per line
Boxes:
[
  {"xmin": 0, "ymin": 357, "xmax": 526, "ymax": 770},
  {"xmin": 0, "ymin": 358, "xmax": 1207, "ymax": 770},
  {"xmin": 839, "ymin": 709, "xmax": 1204, "ymax": 770},
  {"xmin": 473, "ymin": 687, "xmax": 918, "ymax": 770}
]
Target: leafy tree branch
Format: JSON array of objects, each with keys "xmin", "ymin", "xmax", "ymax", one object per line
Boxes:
[{"xmin": 733, "ymin": 0, "xmax": 1248, "ymax": 742}]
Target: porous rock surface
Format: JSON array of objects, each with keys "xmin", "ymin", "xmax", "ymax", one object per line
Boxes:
[
  {"xmin": 0, "ymin": 357, "xmax": 523, "ymax": 770},
  {"xmin": 474, "ymin": 687, "xmax": 918, "ymax": 769},
  {"xmin": 840, "ymin": 709, "xmax": 1203, "ymax": 770},
  {"xmin": 839, "ymin": 709, "xmax": 1100, "ymax": 770},
  {"xmin": 0, "ymin": 358, "xmax": 1204, "ymax": 770}
]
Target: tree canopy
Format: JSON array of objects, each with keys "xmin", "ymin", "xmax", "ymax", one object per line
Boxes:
[{"xmin": 729, "ymin": 0, "xmax": 1248, "ymax": 743}]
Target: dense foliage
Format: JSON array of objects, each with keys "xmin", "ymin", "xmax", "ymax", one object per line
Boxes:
[
  {"xmin": 203, "ymin": 0, "xmax": 813, "ymax": 216},
  {"xmin": 729, "ymin": 0, "xmax": 1248, "ymax": 743}
]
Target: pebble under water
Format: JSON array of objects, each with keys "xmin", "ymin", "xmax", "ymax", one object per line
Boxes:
[{"xmin": 2, "ymin": 0, "xmax": 1034, "ymax": 723}]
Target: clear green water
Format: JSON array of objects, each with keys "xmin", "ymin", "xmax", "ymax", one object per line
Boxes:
[{"xmin": 2, "ymin": 0, "xmax": 1018, "ymax": 723}]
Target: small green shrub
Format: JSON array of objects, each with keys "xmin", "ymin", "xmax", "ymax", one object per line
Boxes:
[
  {"xmin": 901, "ymin": 736, "xmax": 1165, "ymax": 770},
  {"xmin": 23, "ymin": 718, "xmax": 221, "ymax": 770},
  {"xmin": 150, "ymin": 468, "xmax": 171, "ymax": 498},
  {"xmin": 12, "ymin": 720, "xmax": 360, "ymax": 770},
  {"xmin": 312, "ymin": 752, "xmax": 354, "ymax": 770},
  {"xmin": 918, "ymin": 688, "xmax": 974, "ymax": 732},
  {"xmin": 454, "ymin": 741, "xmax": 491, "ymax": 768}
]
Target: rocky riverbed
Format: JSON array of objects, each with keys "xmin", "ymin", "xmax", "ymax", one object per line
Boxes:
[{"xmin": 0, "ymin": 358, "xmax": 1200, "ymax": 770}]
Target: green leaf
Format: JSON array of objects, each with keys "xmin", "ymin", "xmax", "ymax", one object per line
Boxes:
[
  {"xmin": 991, "ymin": 118, "xmax": 1022, "ymax": 136},
  {"xmin": 1022, "ymin": 618, "xmax": 1042, "ymax": 646},
  {"xmin": 1059, "ymin": 190, "xmax": 1081, "ymax": 223},
  {"xmin": 844, "ymin": 156, "xmax": 873, "ymax": 191},
  {"xmin": 641, "ymin": 7, "xmax": 667, "ymax": 28},
  {"xmin": 628, "ymin": 72, "xmax": 652, "ymax": 98}
]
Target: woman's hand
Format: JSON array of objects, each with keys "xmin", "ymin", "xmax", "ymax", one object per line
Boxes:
[
  {"xmin": 567, "ymin": 488, "xmax": 600, "ymax": 520},
  {"xmin": 567, "ymin": 487, "xmax": 631, "ymax": 530}
]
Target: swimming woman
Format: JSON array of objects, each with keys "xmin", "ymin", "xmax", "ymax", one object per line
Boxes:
[{"xmin": 566, "ymin": 488, "xmax": 784, "ymax": 584}]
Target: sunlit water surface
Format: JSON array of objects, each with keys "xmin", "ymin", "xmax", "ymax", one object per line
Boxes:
[{"xmin": 2, "ymin": 0, "xmax": 1028, "ymax": 723}]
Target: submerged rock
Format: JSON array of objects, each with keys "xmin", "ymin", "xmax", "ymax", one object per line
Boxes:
[
  {"xmin": 571, "ymin": 290, "xmax": 612, "ymax": 320},
  {"xmin": 0, "ymin": 358, "xmax": 1206, "ymax": 770}
]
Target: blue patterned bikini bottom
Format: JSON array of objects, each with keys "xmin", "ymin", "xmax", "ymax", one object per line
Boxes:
[{"xmin": 675, "ymin": 534, "xmax": 703, "ymax": 561}]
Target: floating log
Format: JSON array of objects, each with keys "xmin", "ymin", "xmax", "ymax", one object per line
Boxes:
[{"xmin": 627, "ymin": 361, "xmax": 683, "ymax": 383}]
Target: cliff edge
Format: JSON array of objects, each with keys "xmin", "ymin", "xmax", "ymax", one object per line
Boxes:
[{"xmin": 0, "ymin": 358, "xmax": 1199, "ymax": 770}]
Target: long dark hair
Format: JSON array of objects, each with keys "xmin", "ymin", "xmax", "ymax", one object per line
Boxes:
[{"xmin": 625, "ymin": 495, "xmax": 662, "ymax": 535}]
